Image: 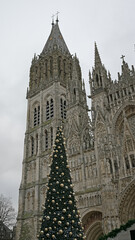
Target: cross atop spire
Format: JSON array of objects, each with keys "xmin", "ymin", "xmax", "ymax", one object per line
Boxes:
[
  {"xmin": 51, "ymin": 12, "xmax": 60, "ymax": 25},
  {"xmin": 56, "ymin": 11, "xmax": 60, "ymax": 23},
  {"xmin": 121, "ymin": 55, "xmax": 125, "ymax": 62}
]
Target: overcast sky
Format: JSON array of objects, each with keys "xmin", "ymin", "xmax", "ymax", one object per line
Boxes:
[{"xmin": 0, "ymin": 0, "xmax": 135, "ymax": 211}]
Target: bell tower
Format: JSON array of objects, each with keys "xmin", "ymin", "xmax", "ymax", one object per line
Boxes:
[{"xmin": 15, "ymin": 18, "xmax": 91, "ymax": 240}]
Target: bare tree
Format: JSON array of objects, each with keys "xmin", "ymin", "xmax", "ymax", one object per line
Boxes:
[{"xmin": 0, "ymin": 194, "xmax": 16, "ymax": 229}]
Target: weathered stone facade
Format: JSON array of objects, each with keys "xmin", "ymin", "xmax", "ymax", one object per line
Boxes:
[{"xmin": 15, "ymin": 20, "xmax": 135, "ymax": 240}]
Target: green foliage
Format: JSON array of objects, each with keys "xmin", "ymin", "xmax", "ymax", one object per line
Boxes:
[
  {"xmin": 98, "ymin": 219, "xmax": 135, "ymax": 240},
  {"xmin": 38, "ymin": 127, "xmax": 85, "ymax": 239}
]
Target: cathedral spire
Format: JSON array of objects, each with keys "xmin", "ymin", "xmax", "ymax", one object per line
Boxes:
[
  {"xmin": 42, "ymin": 20, "xmax": 70, "ymax": 55},
  {"xmin": 94, "ymin": 42, "xmax": 102, "ymax": 68}
]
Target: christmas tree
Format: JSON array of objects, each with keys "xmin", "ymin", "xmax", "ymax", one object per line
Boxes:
[{"xmin": 38, "ymin": 126, "xmax": 85, "ymax": 240}]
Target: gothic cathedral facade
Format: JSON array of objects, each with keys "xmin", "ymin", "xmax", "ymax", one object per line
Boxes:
[{"xmin": 15, "ymin": 20, "xmax": 135, "ymax": 240}]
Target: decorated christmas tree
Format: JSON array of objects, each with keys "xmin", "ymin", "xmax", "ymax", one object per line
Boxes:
[{"xmin": 38, "ymin": 126, "xmax": 85, "ymax": 240}]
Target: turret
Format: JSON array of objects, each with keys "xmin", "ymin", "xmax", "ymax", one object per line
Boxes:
[{"xmin": 90, "ymin": 43, "xmax": 109, "ymax": 96}]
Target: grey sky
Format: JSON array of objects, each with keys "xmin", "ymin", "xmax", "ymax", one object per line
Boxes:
[{"xmin": 0, "ymin": 0, "xmax": 135, "ymax": 211}]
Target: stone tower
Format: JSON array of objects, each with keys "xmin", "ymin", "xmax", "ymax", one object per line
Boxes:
[{"xmin": 16, "ymin": 20, "xmax": 135, "ymax": 240}]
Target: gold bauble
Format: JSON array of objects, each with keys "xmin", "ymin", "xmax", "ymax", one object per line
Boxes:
[
  {"xmin": 52, "ymin": 189, "xmax": 56, "ymax": 192},
  {"xmin": 66, "ymin": 222, "xmax": 69, "ymax": 226},
  {"xmin": 44, "ymin": 228, "xmax": 48, "ymax": 231},
  {"xmin": 56, "ymin": 150, "xmax": 58, "ymax": 153},
  {"xmin": 69, "ymin": 232, "xmax": 72, "ymax": 236},
  {"xmin": 49, "ymin": 227, "xmax": 52, "ymax": 230},
  {"xmin": 52, "ymin": 200, "xmax": 55, "ymax": 203},
  {"xmin": 56, "ymin": 166, "xmax": 59, "ymax": 169},
  {"xmin": 53, "ymin": 218, "xmax": 57, "ymax": 221},
  {"xmin": 61, "ymin": 216, "xmax": 64, "ymax": 220},
  {"xmin": 60, "ymin": 183, "xmax": 64, "ymax": 187},
  {"xmin": 68, "ymin": 214, "xmax": 71, "ymax": 218},
  {"xmin": 54, "ymin": 154, "xmax": 57, "ymax": 157},
  {"xmin": 40, "ymin": 230, "xmax": 44, "ymax": 235},
  {"xmin": 61, "ymin": 172, "xmax": 64, "ymax": 176},
  {"xmin": 58, "ymin": 146, "xmax": 61, "ymax": 149},
  {"xmin": 72, "ymin": 220, "xmax": 75, "ymax": 223},
  {"xmin": 79, "ymin": 233, "xmax": 82, "ymax": 237},
  {"xmin": 52, "ymin": 235, "xmax": 55, "ymax": 238},
  {"xmin": 59, "ymin": 229, "xmax": 63, "ymax": 234},
  {"xmin": 69, "ymin": 200, "xmax": 72, "ymax": 204},
  {"xmin": 46, "ymin": 233, "xmax": 49, "ymax": 237},
  {"xmin": 39, "ymin": 217, "xmax": 42, "ymax": 222},
  {"xmin": 73, "ymin": 210, "xmax": 75, "ymax": 213},
  {"xmin": 46, "ymin": 216, "xmax": 50, "ymax": 220},
  {"xmin": 56, "ymin": 139, "xmax": 59, "ymax": 143},
  {"xmin": 62, "ymin": 208, "xmax": 66, "ymax": 213},
  {"xmin": 60, "ymin": 155, "xmax": 63, "ymax": 158},
  {"xmin": 58, "ymin": 220, "xmax": 62, "ymax": 225}
]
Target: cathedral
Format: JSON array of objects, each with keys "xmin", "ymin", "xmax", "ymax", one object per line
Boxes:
[{"xmin": 15, "ymin": 18, "xmax": 135, "ymax": 240}]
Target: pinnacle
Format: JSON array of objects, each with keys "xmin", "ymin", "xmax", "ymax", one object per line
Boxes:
[{"xmin": 94, "ymin": 42, "xmax": 102, "ymax": 68}]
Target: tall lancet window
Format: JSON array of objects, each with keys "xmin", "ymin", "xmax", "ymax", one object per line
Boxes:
[
  {"xmin": 33, "ymin": 105, "xmax": 40, "ymax": 127},
  {"xmin": 45, "ymin": 130, "xmax": 48, "ymax": 150},
  {"xmin": 36, "ymin": 134, "xmax": 38, "ymax": 154},
  {"xmin": 31, "ymin": 136, "xmax": 34, "ymax": 156},
  {"xmin": 60, "ymin": 98, "xmax": 66, "ymax": 119},
  {"xmin": 38, "ymin": 106, "xmax": 40, "ymax": 125},
  {"xmin": 34, "ymin": 108, "xmax": 37, "ymax": 126},
  {"xmin": 46, "ymin": 99, "xmax": 54, "ymax": 120},
  {"xmin": 51, "ymin": 127, "xmax": 53, "ymax": 147},
  {"xmin": 46, "ymin": 101, "xmax": 49, "ymax": 120},
  {"xmin": 50, "ymin": 99, "xmax": 54, "ymax": 118}
]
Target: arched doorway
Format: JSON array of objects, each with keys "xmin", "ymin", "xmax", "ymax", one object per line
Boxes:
[
  {"xmin": 82, "ymin": 211, "xmax": 103, "ymax": 240},
  {"xmin": 119, "ymin": 180, "xmax": 135, "ymax": 224}
]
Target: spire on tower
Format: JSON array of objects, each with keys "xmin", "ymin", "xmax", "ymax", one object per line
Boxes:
[{"xmin": 94, "ymin": 42, "xmax": 102, "ymax": 68}]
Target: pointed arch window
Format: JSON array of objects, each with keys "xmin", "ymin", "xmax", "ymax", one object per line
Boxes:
[
  {"xmin": 50, "ymin": 99, "xmax": 54, "ymax": 118},
  {"xmin": 34, "ymin": 108, "xmax": 37, "ymax": 126},
  {"xmin": 130, "ymin": 154, "xmax": 135, "ymax": 168},
  {"xmin": 46, "ymin": 99, "xmax": 54, "ymax": 120},
  {"xmin": 36, "ymin": 134, "xmax": 38, "ymax": 154},
  {"xmin": 38, "ymin": 106, "xmax": 40, "ymax": 125},
  {"xmin": 45, "ymin": 130, "xmax": 48, "ymax": 150},
  {"xmin": 51, "ymin": 127, "xmax": 53, "ymax": 147},
  {"xmin": 60, "ymin": 98, "xmax": 66, "ymax": 119},
  {"xmin": 33, "ymin": 105, "xmax": 40, "ymax": 127},
  {"xmin": 125, "ymin": 155, "xmax": 130, "ymax": 169},
  {"xmin": 46, "ymin": 101, "xmax": 49, "ymax": 120},
  {"xmin": 31, "ymin": 136, "xmax": 34, "ymax": 156}
]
